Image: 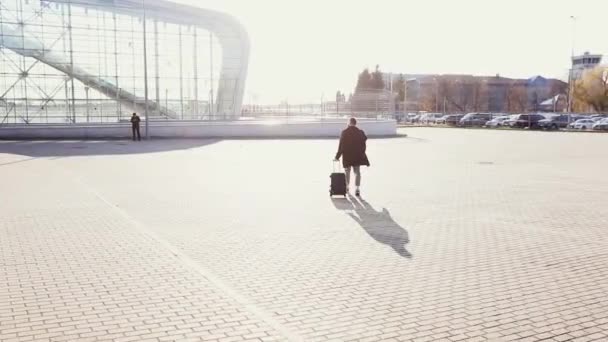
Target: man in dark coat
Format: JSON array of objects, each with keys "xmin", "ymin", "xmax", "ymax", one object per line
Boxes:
[
  {"xmin": 130, "ymin": 112, "xmax": 141, "ymax": 141},
  {"xmin": 334, "ymin": 117, "xmax": 370, "ymax": 197}
]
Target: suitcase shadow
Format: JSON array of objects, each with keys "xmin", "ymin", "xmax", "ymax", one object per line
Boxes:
[{"xmin": 331, "ymin": 197, "xmax": 412, "ymax": 259}]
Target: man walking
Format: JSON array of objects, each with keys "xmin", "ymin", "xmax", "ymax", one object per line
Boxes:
[
  {"xmin": 130, "ymin": 112, "xmax": 141, "ymax": 141},
  {"xmin": 334, "ymin": 117, "xmax": 369, "ymax": 196}
]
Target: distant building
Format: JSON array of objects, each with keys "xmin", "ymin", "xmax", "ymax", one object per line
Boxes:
[
  {"xmin": 539, "ymin": 94, "xmax": 568, "ymax": 112},
  {"xmin": 571, "ymin": 52, "xmax": 603, "ymax": 80},
  {"xmin": 354, "ymin": 72, "xmax": 568, "ymax": 113},
  {"xmin": 401, "ymin": 74, "xmax": 567, "ymax": 113}
]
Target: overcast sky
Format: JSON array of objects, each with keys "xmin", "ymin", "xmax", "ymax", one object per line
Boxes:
[{"xmin": 182, "ymin": 0, "xmax": 607, "ymax": 103}]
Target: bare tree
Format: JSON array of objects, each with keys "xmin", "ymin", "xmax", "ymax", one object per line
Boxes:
[
  {"xmin": 418, "ymin": 87, "xmax": 437, "ymax": 112},
  {"xmin": 437, "ymin": 77, "xmax": 464, "ymax": 112},
  {"xmin": 471, "ymin": 80, "xmax": 487, "ymax": 112},
  {"xmin": 506, "ymin": 81, "xmax": 528, "ymax": 113}
]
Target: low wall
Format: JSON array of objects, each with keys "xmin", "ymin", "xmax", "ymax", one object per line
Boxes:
[{"xmin": 0, "ymin": 119, "xmax": 397, "ymax": 139}]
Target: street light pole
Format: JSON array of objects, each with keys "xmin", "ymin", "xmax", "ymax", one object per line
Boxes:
[
  {"xmin": 321, "ymin": 93, "xmax": 324, "ymax": 116},
  {"xmin": 567, "ymin": 15, "xmax": 576, "ymax": 114},
  {"xmin": 570, "ymin": 15, "xmax": 576, "ymax": 58},
  {"xmin": 434, "ymin": 77, "xmax": 439, "ymax": 113},
  {"xmin": 209, "ymin": 32, "xmax": 214, "ymax": 119},
  {"xmin": 84, "ymin": 86, "xmax": 90, "ymax": 122},
  {"xmin": 142, "ymin": 0, "xmax": 150, "ymax": 139}
]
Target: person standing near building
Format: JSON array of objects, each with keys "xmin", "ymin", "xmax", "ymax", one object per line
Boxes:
[
  {"xmin": 130, "ymin": 112, "xmax": 141, "ymax": 141},
  {"xmin": 334, "ymin": 117, "xmax": 370, "ymax": 197}
]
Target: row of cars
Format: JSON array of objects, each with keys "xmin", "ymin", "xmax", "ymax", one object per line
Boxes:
[{"xmin": 408, "ymin": 112, "xmax": 608, "ymax": 131}]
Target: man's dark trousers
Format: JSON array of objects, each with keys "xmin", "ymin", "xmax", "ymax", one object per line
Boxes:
[{"xmin": 132, "ymin": 126, "xmax": 141, "ymax": 141}]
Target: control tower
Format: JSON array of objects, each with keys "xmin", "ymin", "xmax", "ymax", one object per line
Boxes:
[{"xmin": 571, "ymin": 52, "xmax": 603, "ymax": 80}]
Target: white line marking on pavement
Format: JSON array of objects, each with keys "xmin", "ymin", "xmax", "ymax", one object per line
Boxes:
[{"xmin": 53, "ymin": 160, "xmax": 305, "ymax": 342}]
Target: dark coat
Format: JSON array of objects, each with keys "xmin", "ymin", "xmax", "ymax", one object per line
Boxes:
[
  {"xmin": 335, "ymin": 126, "xmax": 370, "ymax": 167},
  {"xmin": 131, "ymin": 115, "xmax": 141, "ymax": 128}
]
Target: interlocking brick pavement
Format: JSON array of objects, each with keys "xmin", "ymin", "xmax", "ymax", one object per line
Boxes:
[
  {"xmin": 0, "ymin": 154, "xmax": 286, "ymax": 341},
  {"xmin": 1, "ymin": 128, "xmax": 608, "ymax": 341}
]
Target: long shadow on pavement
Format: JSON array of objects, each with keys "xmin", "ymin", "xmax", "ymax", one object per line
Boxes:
[
  {"xmin": 0, "ymin": 139, "xmax": 221, "ymax": 157},
  {"xmin": 332, "ymin": 196, "xmax": 412, "ymax": 258}
]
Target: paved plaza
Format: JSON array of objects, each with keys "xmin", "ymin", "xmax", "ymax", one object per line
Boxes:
[{"xmin": 1, "ymin": 128, "xmax": 608, "ymax": 342}]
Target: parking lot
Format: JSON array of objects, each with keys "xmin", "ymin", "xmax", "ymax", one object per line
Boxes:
[
  {"xmin": 1, "ymin": 128, "xmax": 608, "ymax": 341},
  {"xmin": 405, "ymin": 112, "xmax": 608, "ymax": 132}
]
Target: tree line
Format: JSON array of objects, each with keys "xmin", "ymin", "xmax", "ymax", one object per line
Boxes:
[{"xmin": 347, "ymin": 65, "xmax": 607, "ymax": 113}]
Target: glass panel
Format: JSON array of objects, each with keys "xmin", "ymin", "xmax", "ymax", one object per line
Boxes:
[{"xmin": 0, "ymin": 0, "xmax": 225, "ymax": 124}]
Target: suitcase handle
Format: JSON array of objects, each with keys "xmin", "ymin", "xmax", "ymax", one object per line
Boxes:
[{"xmin": 333, "ymin": 159, "xmax": 341, "ymax": 172}]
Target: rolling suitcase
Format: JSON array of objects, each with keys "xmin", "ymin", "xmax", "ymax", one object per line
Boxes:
[{"xmin": 329, "ymin": 160, "xmax": 347, "ymax": 196}]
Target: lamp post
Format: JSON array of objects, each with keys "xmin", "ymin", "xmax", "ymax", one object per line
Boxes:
[
  {"xmin": 570, "ymin": 15, "xmax": 577, "ymax": 58},
  {"xmin": 567, "ymin": 15, "xmax": 576, "ymax": 114},
  {"xmin": 84, "ymin": 86, "xmax": 90, "ymax": 122},
  {"xmin": 321, "ymin": 93, "xmax": 324, "ymax": 116},
  {"xmin": 142, "ymin": 0, "xmax": 150, "ymax": 139},
  {"xmin": 117, "ymin": 87, "xmax": 122, "ymax": 120},
  {"xmin": 434, "ymin": 77, "xmax": 438, "ymax": 113}
]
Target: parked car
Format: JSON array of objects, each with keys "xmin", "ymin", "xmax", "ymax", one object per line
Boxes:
[
  {"xmin": 569, "ymin": 118, "xmax": 595, "ymax": 130},
  {"xmin": 485, "ymin": 115, "xmax": 511, "ymax": 128},
  {"xmin": 503, "ymin": 114, "xmax": 519, "ymax": 126},
  {"xmin": 407, "ymin": 114, "xmax": 421, "ymax": 123},
  {"xmin": 592, "ymin": 118, "xmax": 608, "ymax": 131},
  {"xmin": 419, "ymin": 113, "xmax": 444, "ymax": 124},
  {"xmin": 395, "ymin": 113, "xmax": 410, "ymax": 123},
  {"xmin": 406, "ymin": 113, "xmax": 420, "ymax": 123},
  {"xmin": 458, "ymin": 113, "xmax": 493, "ymax": 127},
  {"xmin": 508, "ymin": 114, "xmax": 546, "ymax": 129},
  {"xmin": 589, "ymin": 115, "xmax": 607, "ymax": 121},
  {"xmin": 435, "ymin": 115, "xmax": 449, "ymax": 124},
  {"xmin": 567, "ymin": 114, "xmax": 587, "ymax": 122},
  {"xmin": 538, "ymin": 114, "xmax": 573, "ymax": 130},
  {"xmin": 444, "ymin": 114, "xmax": 465, "ymax": 125}
]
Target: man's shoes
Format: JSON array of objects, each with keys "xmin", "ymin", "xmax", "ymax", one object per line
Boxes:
[{"xmin": 355, "ymin": 189, "xmax": 360, "ymax": 197}]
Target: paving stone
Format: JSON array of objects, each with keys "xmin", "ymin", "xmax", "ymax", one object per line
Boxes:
[{"xmin": 1, "ymin": 129, "xmax": 608, "ymax": 341}]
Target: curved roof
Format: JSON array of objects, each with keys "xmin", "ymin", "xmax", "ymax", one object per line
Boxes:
[{"xmin": 46, "ymin": 0, "xmax": 250, "ymax": 116}]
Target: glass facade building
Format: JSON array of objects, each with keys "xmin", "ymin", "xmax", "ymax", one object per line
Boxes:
[{"xmin": 0, "ymin": 0, "xmax": 249, "ymax": 125}]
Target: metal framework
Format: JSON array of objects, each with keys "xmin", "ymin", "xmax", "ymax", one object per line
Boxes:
[{"xmin": 0, "ymin": 0, "xmax": 249, "ymax": 124}]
